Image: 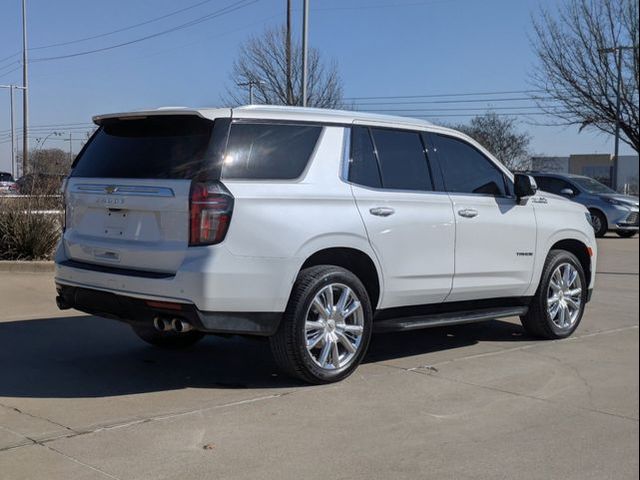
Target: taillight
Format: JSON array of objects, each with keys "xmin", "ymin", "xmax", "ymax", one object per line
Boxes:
[
  {"xmin": 189, "ymin": 181, "xmax": 234, "ymax": 246},
  {"xmin": 61, "ymin": 177, "xmax": 68, "ymax": 232}
]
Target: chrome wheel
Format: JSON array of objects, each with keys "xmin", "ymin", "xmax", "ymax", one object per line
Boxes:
[
  {"xmin": 547, "ymin": 263, "xmax": 582, "ymax": 329},
  {"xmin": 305, "ymin": 283, "xmax": 364, "ymax": 370}
]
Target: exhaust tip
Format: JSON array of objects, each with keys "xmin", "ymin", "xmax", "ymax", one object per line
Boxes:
[
  {"xmin": 153, "ymin": 317, "xmax": 171, "ymax": 332},
  {"xmin": 56, "ymin": 295, "xmax": 70, "ymax": 310},
  {"xmin": 171, "ymin": 318, "xmax": 193, "ymax": 333}
]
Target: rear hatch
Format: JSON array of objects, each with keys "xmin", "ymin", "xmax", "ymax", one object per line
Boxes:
[{"xmin": 64, "ymin": 113, "xmax": 228, "ymax": 273}]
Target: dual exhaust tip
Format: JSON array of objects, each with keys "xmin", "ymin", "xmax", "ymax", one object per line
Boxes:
[{"xmin": 153, "ymin": 316, "xmax": 193, "ymax": 334}]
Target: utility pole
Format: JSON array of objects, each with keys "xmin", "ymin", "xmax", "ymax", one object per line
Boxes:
[
  {"xmin": 10, "ymin": 86, "xmax": 15, "ymax": 177},
  {"xmin": 301, "ymin": 0, "xmax": 309, "ymax": 107},
  {"xmin": 1, "ymin": 84, "xmax": 26, "ymax": 178},
  {"xmin": 285, "ymin": 0, "xmax": 293, "ymax": 105},
  {"xmin": 599, "ymin": 45, "xmax": 635, "ymax": 191},
  {"xmin": 236, "ymin": 80, "xmax": 262, "ymax": 104},
  {"xmin": 67, "ymin": 132, "xmax": 73, "ymax": 162},
  {"xmin": 21, "ymin": 0, "xmax": 29, "ymax": 175}
]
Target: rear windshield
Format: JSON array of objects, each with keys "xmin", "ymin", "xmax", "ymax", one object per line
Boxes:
[
  {"xmin": 72, "ymin": 116, "xmax": 220, "ymax": 179},
  {"xmin": 72, "ymin": 116, "xmax": 322, "ymax": 181},
  {"xmin": 0, "ymin": 172, "xmax": 13, "ymax": 182}
]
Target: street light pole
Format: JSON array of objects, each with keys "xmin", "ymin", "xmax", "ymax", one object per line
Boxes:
[
  {"xmin": 599, "ymin": 45, "xmax": 635, "ymax": 191},
  {"xmin": 1, "ymin": 84, "xmax": 27, "ymax": 178},
  {"xmin": 21, "ymin": 0, "xmax": 29, "ymax": 175},
  {"xmin": 10, "ymin": 86, "xmax": 15, "ymax": 178},
  {"xmin": 286, "ymin": 0, "xmax": 293, "ymax": 105},
  {"xmin": 301, "ymin": 0, "xmax": 309, "ymax": 107}
]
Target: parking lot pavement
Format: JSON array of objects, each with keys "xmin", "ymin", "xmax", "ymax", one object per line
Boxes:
[{"xmin": 1, "ymin": 237, "xmax": 638, "ymax": 480}]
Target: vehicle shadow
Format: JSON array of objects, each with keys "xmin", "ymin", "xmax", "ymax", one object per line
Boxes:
[{"xmin": 0, "ymin": 315, "xmax": 530, "ymax": 398}]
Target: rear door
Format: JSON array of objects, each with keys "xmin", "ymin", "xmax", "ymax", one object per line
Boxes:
[
  {"xmin": 429, "ymin": 133, "xmax": 537, "ymax": 302},
  {"xmin": 64, "ymin": 114, "xmax": 229, "ymax": 273},
  {"xmin": 348, "ymin": 125, "xmax": 455, "ymax": 308}
]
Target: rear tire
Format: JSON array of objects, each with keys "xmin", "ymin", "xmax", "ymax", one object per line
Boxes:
[
  {"xmin": 589, "ymin": 209, "xmax": 608, "ymax": 238},
  {"xmin": 131, "ymin": 324, "xmax": 205, "ymax": 349},
  {"xmin": 616, "ymin": 230, "xmax": 637, "ymax": 238},
  {"xmin": 520, "ymin": 249, "xmax": 587, "ymax": 339},
  {"xmin": 270, "ymin": 265, "xmax": 373, "ymax": 384}
]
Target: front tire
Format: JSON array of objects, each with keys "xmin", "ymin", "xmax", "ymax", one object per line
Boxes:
[
  {"xmin": 131, "ymin": 324, "xmax": 205, "ymax": 349},
  {"xmin": 589, "ymin": 209, "xmax": 608, "ymax": 238},
  {"xmin": 520, "ymin": 250, "xmax": 587, "ymax": 339},
  {"xmin": 270, "ymin": 265, "xmax": 373, "ymax": 384},
  {"xmin": 616, "ymin": 230, "xmax": 637, "ymax": 238}
]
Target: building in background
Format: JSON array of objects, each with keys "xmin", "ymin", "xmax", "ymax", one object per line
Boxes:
[{"xmin": 530, "ymin": 154, "xmax": 638, "ymax": 195}]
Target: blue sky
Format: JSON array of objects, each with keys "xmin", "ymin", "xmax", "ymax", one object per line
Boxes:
[{"xmin": 0, "ymin": 0, "xmax": 635, "ymax": 174}]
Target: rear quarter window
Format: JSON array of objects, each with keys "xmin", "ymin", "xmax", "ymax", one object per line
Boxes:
[{"xmin": 222, "ymin": 123, "xmax": 322, "ymax": 180}]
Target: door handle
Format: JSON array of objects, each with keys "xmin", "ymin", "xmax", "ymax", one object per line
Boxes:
[
  {"xmin": 369, "ymin": 207, "xmax": 395, "ymax": 217},
  {"xmin": 457, "ymin": 208, "xmax": 478, "ymax": 218}
]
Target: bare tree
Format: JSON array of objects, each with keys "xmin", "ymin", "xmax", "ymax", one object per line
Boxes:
[
  {"xmin": 224, "ymin": 25, "xmax": 343, "ymax": 108},
  {"xmin": 18, "ymin": 148, "xmax": 71, "ymax": 176},
  {"xmin": 455, "ymin": 112, "xmax": 532, "ymax": 171},
  {"xmin": 531, "ymin": 0, "xmax": 639, "ymax": 152}
]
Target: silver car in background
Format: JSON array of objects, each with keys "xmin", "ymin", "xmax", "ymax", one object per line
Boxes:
[
  {"xmin": 532, "ymin": 172, "xmax": 639, "ymax": 238},
  {"xmin": 0, "ymin": 172, "xmax": 17, "ymax": 195}
]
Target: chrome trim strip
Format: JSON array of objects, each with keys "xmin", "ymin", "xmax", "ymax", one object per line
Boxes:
[{"xmin": 71, "ymin": 184, "xmax": 175, "ymax": 197}]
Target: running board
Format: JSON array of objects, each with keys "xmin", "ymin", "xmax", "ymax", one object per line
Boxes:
[{"xmin": 373, "ymin": 306, "xmax": 528, "ymax": 333}]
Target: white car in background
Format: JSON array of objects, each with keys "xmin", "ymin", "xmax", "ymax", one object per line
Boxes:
[
  {"xmin": 0, "ymin": 171, "xmax": 16, "ymax": 194},
  {"xmin": 55, "ymin": 106, "xmax": 597, "ymax": 384}
]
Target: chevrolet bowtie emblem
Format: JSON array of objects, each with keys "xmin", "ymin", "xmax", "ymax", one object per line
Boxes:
[{"xmin": 104, "ymin": 185, "xmax": 118, "ymax": 194}]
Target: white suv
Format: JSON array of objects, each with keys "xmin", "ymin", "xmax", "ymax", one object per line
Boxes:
[{"xmin": 55, "ymin": 105, "xmax": 597, "ymax": 383}]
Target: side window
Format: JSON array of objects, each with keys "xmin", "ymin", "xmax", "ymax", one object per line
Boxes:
[
  {"xmin": 349, "ymin": 126, "xmax": 382, "ymax": 188},
  {"xmin": 222, "ymin": 123, "xmax": 322, "ymax": 180},
  {"xmin": 433, "ymin": 134, "xmax": 507, "ymax": 196},
  {"xmin": 370, "ymin": 128, "xmax": 433, "ymax": 191},
  {"xmin": 535, "ymin": 177, "xmax": 571, "ymax": 195}
]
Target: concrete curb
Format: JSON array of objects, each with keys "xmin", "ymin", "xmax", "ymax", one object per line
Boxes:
[{"xmin": 0, "ymin": 261, "xmax": 55, "ymax": 273}]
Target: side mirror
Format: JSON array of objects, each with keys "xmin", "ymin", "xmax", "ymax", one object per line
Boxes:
[
  {"xmin": 514, "ymin": 174, "xmax": 537, "ymax": 201},
  {"xmin": 560, "ymin": 188, "xmax": 575, "ymax": 197}
]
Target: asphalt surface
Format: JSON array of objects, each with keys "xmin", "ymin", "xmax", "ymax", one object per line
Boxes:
[{"xmin": 0, "ymin": 236, "xmax": 638, "ymax": 480}]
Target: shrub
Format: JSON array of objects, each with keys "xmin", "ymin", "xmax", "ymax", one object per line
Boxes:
[{"xmin": 0, "ymin": 183, "xmax": 63, "ymax": 260}]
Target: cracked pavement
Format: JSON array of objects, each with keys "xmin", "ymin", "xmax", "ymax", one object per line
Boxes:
[{"xmin": 0, "ymin": 237, "xmax": 638, "ymax": 480}]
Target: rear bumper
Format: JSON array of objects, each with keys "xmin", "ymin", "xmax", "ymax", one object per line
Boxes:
[
  {"xmin": 56, "ymin": 283, "xmax": 281, "ymax": 336},
  {"xmin": 54, "ymin": 242, "xmax": 299, "ymax": 313}
]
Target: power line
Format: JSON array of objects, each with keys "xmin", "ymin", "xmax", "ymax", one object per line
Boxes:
[
  {"xmin": 29, "ymin": 0, "xmax": 219, "ymax": 51},
  {"xmin": 403, "ymin": 111, "xmax": 573, "ymax": 118},
  {"xmin": 0, "ymin": 66, "xmax": 20, "ymax": 79},
  {"xmin": 313, "ymin": 0, "xmax": 465, "ymax": 12},
  {"xmin": 0, "ymin": 121, "xmax": 93, "ymax": 133},
  {"xmin": 344, "ymin": 89, "xmax": 546, "ymax": 101},
  {"xmin": 30, "ymin": 0, "xmax": 258, "ymax": 63},
  {"xmin": 350, "ymin": 96, "xmax": 554, "ymax": 106},
  {"xmin": 359, "ymin": 105, "xmax": 565, "ymax": 113}
]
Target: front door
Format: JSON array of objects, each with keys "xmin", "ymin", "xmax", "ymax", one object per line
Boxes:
[{"xmin": 429, "ymin": 133, "xmax": 537, "ymax": 302}]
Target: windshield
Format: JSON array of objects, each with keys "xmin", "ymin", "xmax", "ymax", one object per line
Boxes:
[
  {"xmin": 571, "ymin": 176, "xmax": 616, "ymax": 194},
  {"xmin": 0, "ymin": 172, "xmax": 13, "ymax": 182}
]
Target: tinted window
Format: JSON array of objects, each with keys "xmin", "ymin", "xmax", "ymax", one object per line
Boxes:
[
  {"xmin": 433, "ymin": 134, "xmax": 506, "ymax": 196},
  {"xmin": 571, "ymin": 176, "xmax": 616, "ymax": 194},
  {"xmin": 348, "ymin": 126, "xmax": 381, "ymax": 188},
  {"xmin": 0, "ymin": 172, "xmax": 13, "ymax": 182},
  {"xmin": 72, "ymin": 116, "xmax": 218, "ymax": 179},
  {"xmin": 370, "ymin": 128, "xmax": 432, "ymax": 191},
  {"xmin": 222, "ymin": 123, "xmax": 321, "ymax": 180},
  {"xmin": 534, "ymin": 176, "xmax": 572, "ymax": 195}
]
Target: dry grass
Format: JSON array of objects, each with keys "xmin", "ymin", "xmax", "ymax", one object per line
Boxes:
[{"xmin": 0, "ymin": 176, "xmax": 64, "ymax": 260}]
